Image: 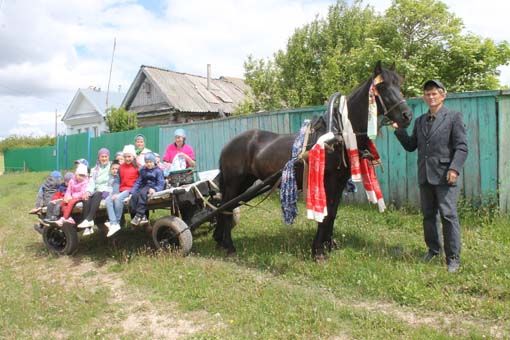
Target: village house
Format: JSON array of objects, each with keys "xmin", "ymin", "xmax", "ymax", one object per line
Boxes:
[
  {"xmin": 61, "ymin": 87, "xmax": 125, "ymax": 136},
  {"xmin": 121, "ymin": 65, "xmax": 250, "ymax": 127}
]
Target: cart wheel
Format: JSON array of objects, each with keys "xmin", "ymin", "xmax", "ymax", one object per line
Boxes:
[
  {"xmin": 152, "ymin": 216, "xmax": 192, "ymax": 255},
  {"xmin": 42, "ymin": 223, "xmax": 79, "ymax": 255}
]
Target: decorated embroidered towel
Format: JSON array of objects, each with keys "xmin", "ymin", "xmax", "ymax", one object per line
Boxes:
[
  {"xmin": 306, "ymin": 143, "xmax": 327, "ymax": 222},
  {"xmin": 339, "ymin": 96, "xmax": 361, "ymax": 182},
  {"xmin": 359, "ymin": 143, "xmax": 386, "ymax": 212},
  {"xmin": 367, "ymin": 84, "xmax": 378, "ymax": 140},
  {"xmin": 280, "ymin": 120, "xmax": 310, "ymax": 224}
]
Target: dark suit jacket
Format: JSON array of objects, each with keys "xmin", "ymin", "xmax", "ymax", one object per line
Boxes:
[{"xmin": 394, "ymin": 106, "xmax": 468, "ymax": 185}]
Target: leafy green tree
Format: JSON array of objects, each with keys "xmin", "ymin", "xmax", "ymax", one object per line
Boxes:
[
  {"xmin": 0, "ymin": 135, "xmax": 55, "ymax": 152},
  {"xmin": 236, "ymin": 0, "xmax": 510, "ymax": 113},
  {"xmin": 105, "ymin": 107, "xmax": 138, "ymax": 133}
]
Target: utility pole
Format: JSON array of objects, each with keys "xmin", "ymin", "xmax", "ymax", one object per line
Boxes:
[
  {"xmin": 54, "ymin": 108, "xmax": 57, "ymax": 137},
  {"xmin": 106, "ymin": 37, "xmax": 116, "ymax": 109}
]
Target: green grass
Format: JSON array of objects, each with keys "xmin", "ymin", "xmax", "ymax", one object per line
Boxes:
[{"xmin": 0, "ymin": 171, "xmax": 509, "ymax": 338}]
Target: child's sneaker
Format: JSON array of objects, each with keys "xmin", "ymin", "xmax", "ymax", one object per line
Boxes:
[
  {"xmin": 107, "ymin": 223, "xmax": 121, "ymax": 237},
  {"xmin": 55, "ymin": 217, "xmax": 65, "ymax": 227},
  {"xmin": 104, "ymin": 221, "xmax": 111, "ymax": 229},
  {"xmin": 83, "ymin": 227, "xmax": 94, "ymax": 236},
  {"xmin": 130, "ymin": 215, "xmax": 142, "ymax": 226},
  {"xmin": 139, "ymin": 215, "xmax": 149, "ymax": 225},
  {"xmin": 78, "ymin": 219, "xmax": 93, "ymax": 229},
  {"xmin": 65, "ymin": 217, "xmax": 75, "ymax": 224}
]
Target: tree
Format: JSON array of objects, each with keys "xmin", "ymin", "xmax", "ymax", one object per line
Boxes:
[
  {"xmin": 105, "ymin": 107, "xmax": 138, "ymax": 133},
  {"xmin": 236, "ymin": 0, "xmax": 510, "ymax": 113}
]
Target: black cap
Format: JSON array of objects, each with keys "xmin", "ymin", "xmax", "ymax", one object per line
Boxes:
[{"xmin": 423, "ymin": 79, "xmax": 446, "ymax": 91}]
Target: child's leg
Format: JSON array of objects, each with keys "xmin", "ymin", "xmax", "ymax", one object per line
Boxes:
[
  {"xmin": 83, "ymin": 192, "xmax": 103, "ymax": 221},
  {"xmin": 112, "ymin": 190, "xmax": 130, "ymax": 224},
  {"xmin": 105, "ymin": 195, "xmax": 117, "ymax": 224},
  {"xmin": 62, "ymin": 198, "xmax": 81, "ymax": 219},
  {"xmin": 133, "ymin": 187, "xmax": 150, "ymax": 217}
]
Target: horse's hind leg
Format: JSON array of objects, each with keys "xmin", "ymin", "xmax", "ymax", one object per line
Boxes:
[{"xmin": 215, "ymin": 178, "xmax": 243, "ymax": 255}]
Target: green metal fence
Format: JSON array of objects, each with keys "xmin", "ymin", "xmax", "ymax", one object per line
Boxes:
[
  {"xmin": 3, "ymin": 91, "xmax": 510, "ymax": 211},
  {"xmin": 159, "ymin": 106, "xmax": 325, "ymax": 172}
]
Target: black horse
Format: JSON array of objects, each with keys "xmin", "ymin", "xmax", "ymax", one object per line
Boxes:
[{"xmin": 214, "ymin": 61, "xmax": 412, "ymax": 260}]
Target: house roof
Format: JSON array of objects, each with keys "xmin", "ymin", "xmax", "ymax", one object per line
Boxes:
[
  {"xmin": 122, "ymin": 65, "xmax": 251, "ymax": 114},
  {"xmin": 62, "ymin": 88, "xmax": 126, "ymax": 121}
]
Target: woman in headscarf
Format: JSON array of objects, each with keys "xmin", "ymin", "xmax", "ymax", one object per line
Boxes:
[
  {"xmin": 134, "ymin": 134, "xmax": 152, "ymax": 168},
  {"xmin": 162, "ymin": 128, "xmax": 195, "ymax": 170}
]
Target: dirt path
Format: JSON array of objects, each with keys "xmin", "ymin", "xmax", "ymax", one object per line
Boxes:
[{"xmin": 36, "ymin": 256, "xmax": 222, "ymax": 339}]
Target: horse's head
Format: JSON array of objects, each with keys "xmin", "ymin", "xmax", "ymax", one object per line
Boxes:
[{"xmin": 372, "ymin": 61, "xmax": 412, "ymax": 128}]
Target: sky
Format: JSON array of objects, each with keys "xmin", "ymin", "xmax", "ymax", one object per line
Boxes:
[{"xmin": 0, "ymin": 0, "xmax": 508, "ymax": 138}]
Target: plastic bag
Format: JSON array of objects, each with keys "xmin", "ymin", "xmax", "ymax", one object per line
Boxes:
[{"xmin": 170, "ymin": 154, "xmax": 187, "ymax": 171}]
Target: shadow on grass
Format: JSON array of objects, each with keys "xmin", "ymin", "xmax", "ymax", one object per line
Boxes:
[
  {"xmin": 25, "ymin": 226, "xmax": 156, "ymax": 266},
  {"xmin": 26, "ymin": 218, "xmax": 424, "ymax": 272},
  {"xmin": 192, "ymin": 224, "xmax": 424, "ymax": 267}
]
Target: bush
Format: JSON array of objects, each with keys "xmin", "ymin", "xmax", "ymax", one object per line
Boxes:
[{"xmin": 0, "ymin": 135, "xmax": 55, "ymax": 152}]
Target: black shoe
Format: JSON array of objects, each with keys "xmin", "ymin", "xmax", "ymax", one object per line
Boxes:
[
  {"xmin": 422, "ymin": 250, "xmax": 439, "ymax": 262},
  {"xmin": 131, "ymin": 215, "xmax": 142, "ymax": 226},
  {"xmin": 447, "ymin": 258, "xmax": 460, "ymax": 273},
  {"xmin": 139, "ymin": 215, "xmax": 149, "ymax": 226}
]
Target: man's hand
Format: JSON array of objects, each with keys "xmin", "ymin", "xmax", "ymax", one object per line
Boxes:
[
  {"xmin": 391, "ymin": 122, "xmax": 399, "ymax": 129},
  {"xmin": 83, "ymin": 192, "xmax": 90, "ymax": 200},
  {"xmin": 148, "ymin": 188, "xmax": 156, "ymax": 196},
  {"xmin": 447, "ymin": 170, "xmax": 458, "ymax": 185},
  {"xmin": 111, "ymin": 194, "xmax": 118, "ymax": 201}
]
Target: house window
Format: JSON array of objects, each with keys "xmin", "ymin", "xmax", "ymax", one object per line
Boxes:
[
  {"xmin": 77, "ymin": 128, "xmax": 81, "ymax": 134},
  {"xmin": 93, "ymin": 126, "xmax": 98, "ymax": 137}
]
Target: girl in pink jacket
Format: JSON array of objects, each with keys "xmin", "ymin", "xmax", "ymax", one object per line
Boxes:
[{"xmin": 57, "ymin": 164, "xmax": 89, "ymax": 225}]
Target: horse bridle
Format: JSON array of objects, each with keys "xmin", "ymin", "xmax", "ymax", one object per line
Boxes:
[{"xmin": 372, "ymin": 75, "xmax": 406, "ymax": 125}]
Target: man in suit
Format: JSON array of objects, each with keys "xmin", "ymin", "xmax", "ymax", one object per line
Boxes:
[{"xmin": 393, "ymin": 80, "xmax": 468, "ymax": 273}]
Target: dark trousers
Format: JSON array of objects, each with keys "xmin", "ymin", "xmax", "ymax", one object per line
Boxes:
[
  {"xmin": 82, "ymin": 192, "xmax": 103, "ymax": 221},
  {"xmin": 130, "ymin": 186, "xmax": 150, "ymax": 217},
  {"xmin": 419, "ymin": 182, "xmax": 461, "ymax": 261}
]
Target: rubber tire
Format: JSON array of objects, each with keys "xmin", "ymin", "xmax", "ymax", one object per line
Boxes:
[
  {"xmin": 42, "ymin": 223, "xmax": 79, "ymax": 255},
  {"xmin": 152, "ymin": 216, "xmax": 192, "ymax": 256}
]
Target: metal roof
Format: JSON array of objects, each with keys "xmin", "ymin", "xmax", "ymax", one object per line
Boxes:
[
  {"xmin": 62, "ymin": 88, "xmax": 126, "ymax": 121},
  {"xmin": 122, "ymin": 65, "xmax": 251, "ymax": 114}
]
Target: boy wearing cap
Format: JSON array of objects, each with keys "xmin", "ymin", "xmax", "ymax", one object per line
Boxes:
[
  {"xmin": 163, "ymin": 128, "xmax": 196, "ymax": 169},
  {"xmin": 129, "ymin": 152, "xmax": 165, "ymax": 226},
  {"xmin": 393, "ymin": 79, "xmax": 468, "ymax": 273}
]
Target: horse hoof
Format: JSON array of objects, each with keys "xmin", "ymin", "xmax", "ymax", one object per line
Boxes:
[{"xmin": 314, "ymin": 254, "xmax": 328, "ymax": 263}]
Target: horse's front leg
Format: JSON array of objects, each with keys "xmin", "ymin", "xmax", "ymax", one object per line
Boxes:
[{"xmin": 312, "ymin": 172, "xmax": 346, "ymax": 260}]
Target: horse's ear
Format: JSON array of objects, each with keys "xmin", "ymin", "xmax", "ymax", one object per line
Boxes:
[{"xmin": 374, "ymin": 60, "xmax": 383, "ymax": 75}]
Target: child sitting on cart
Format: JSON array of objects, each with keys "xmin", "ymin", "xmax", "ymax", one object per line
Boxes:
[
  {"xmin": 43, "ymin": 172, "xmax": 75, "ymax": 221},
  {"xmin": 105, "ymin": 144, "xmax": 139, "ymax": 237},
  {"xmin": 55, "ymin": 163, "xmax": 89, "ymax": 226},
  {"xmin": 30, "ymin": 170, "xmax": 62, "ymax": 214},
  {"xmin": 130, "ymin": 152, "xmax": 164, "ymax": 226}
]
